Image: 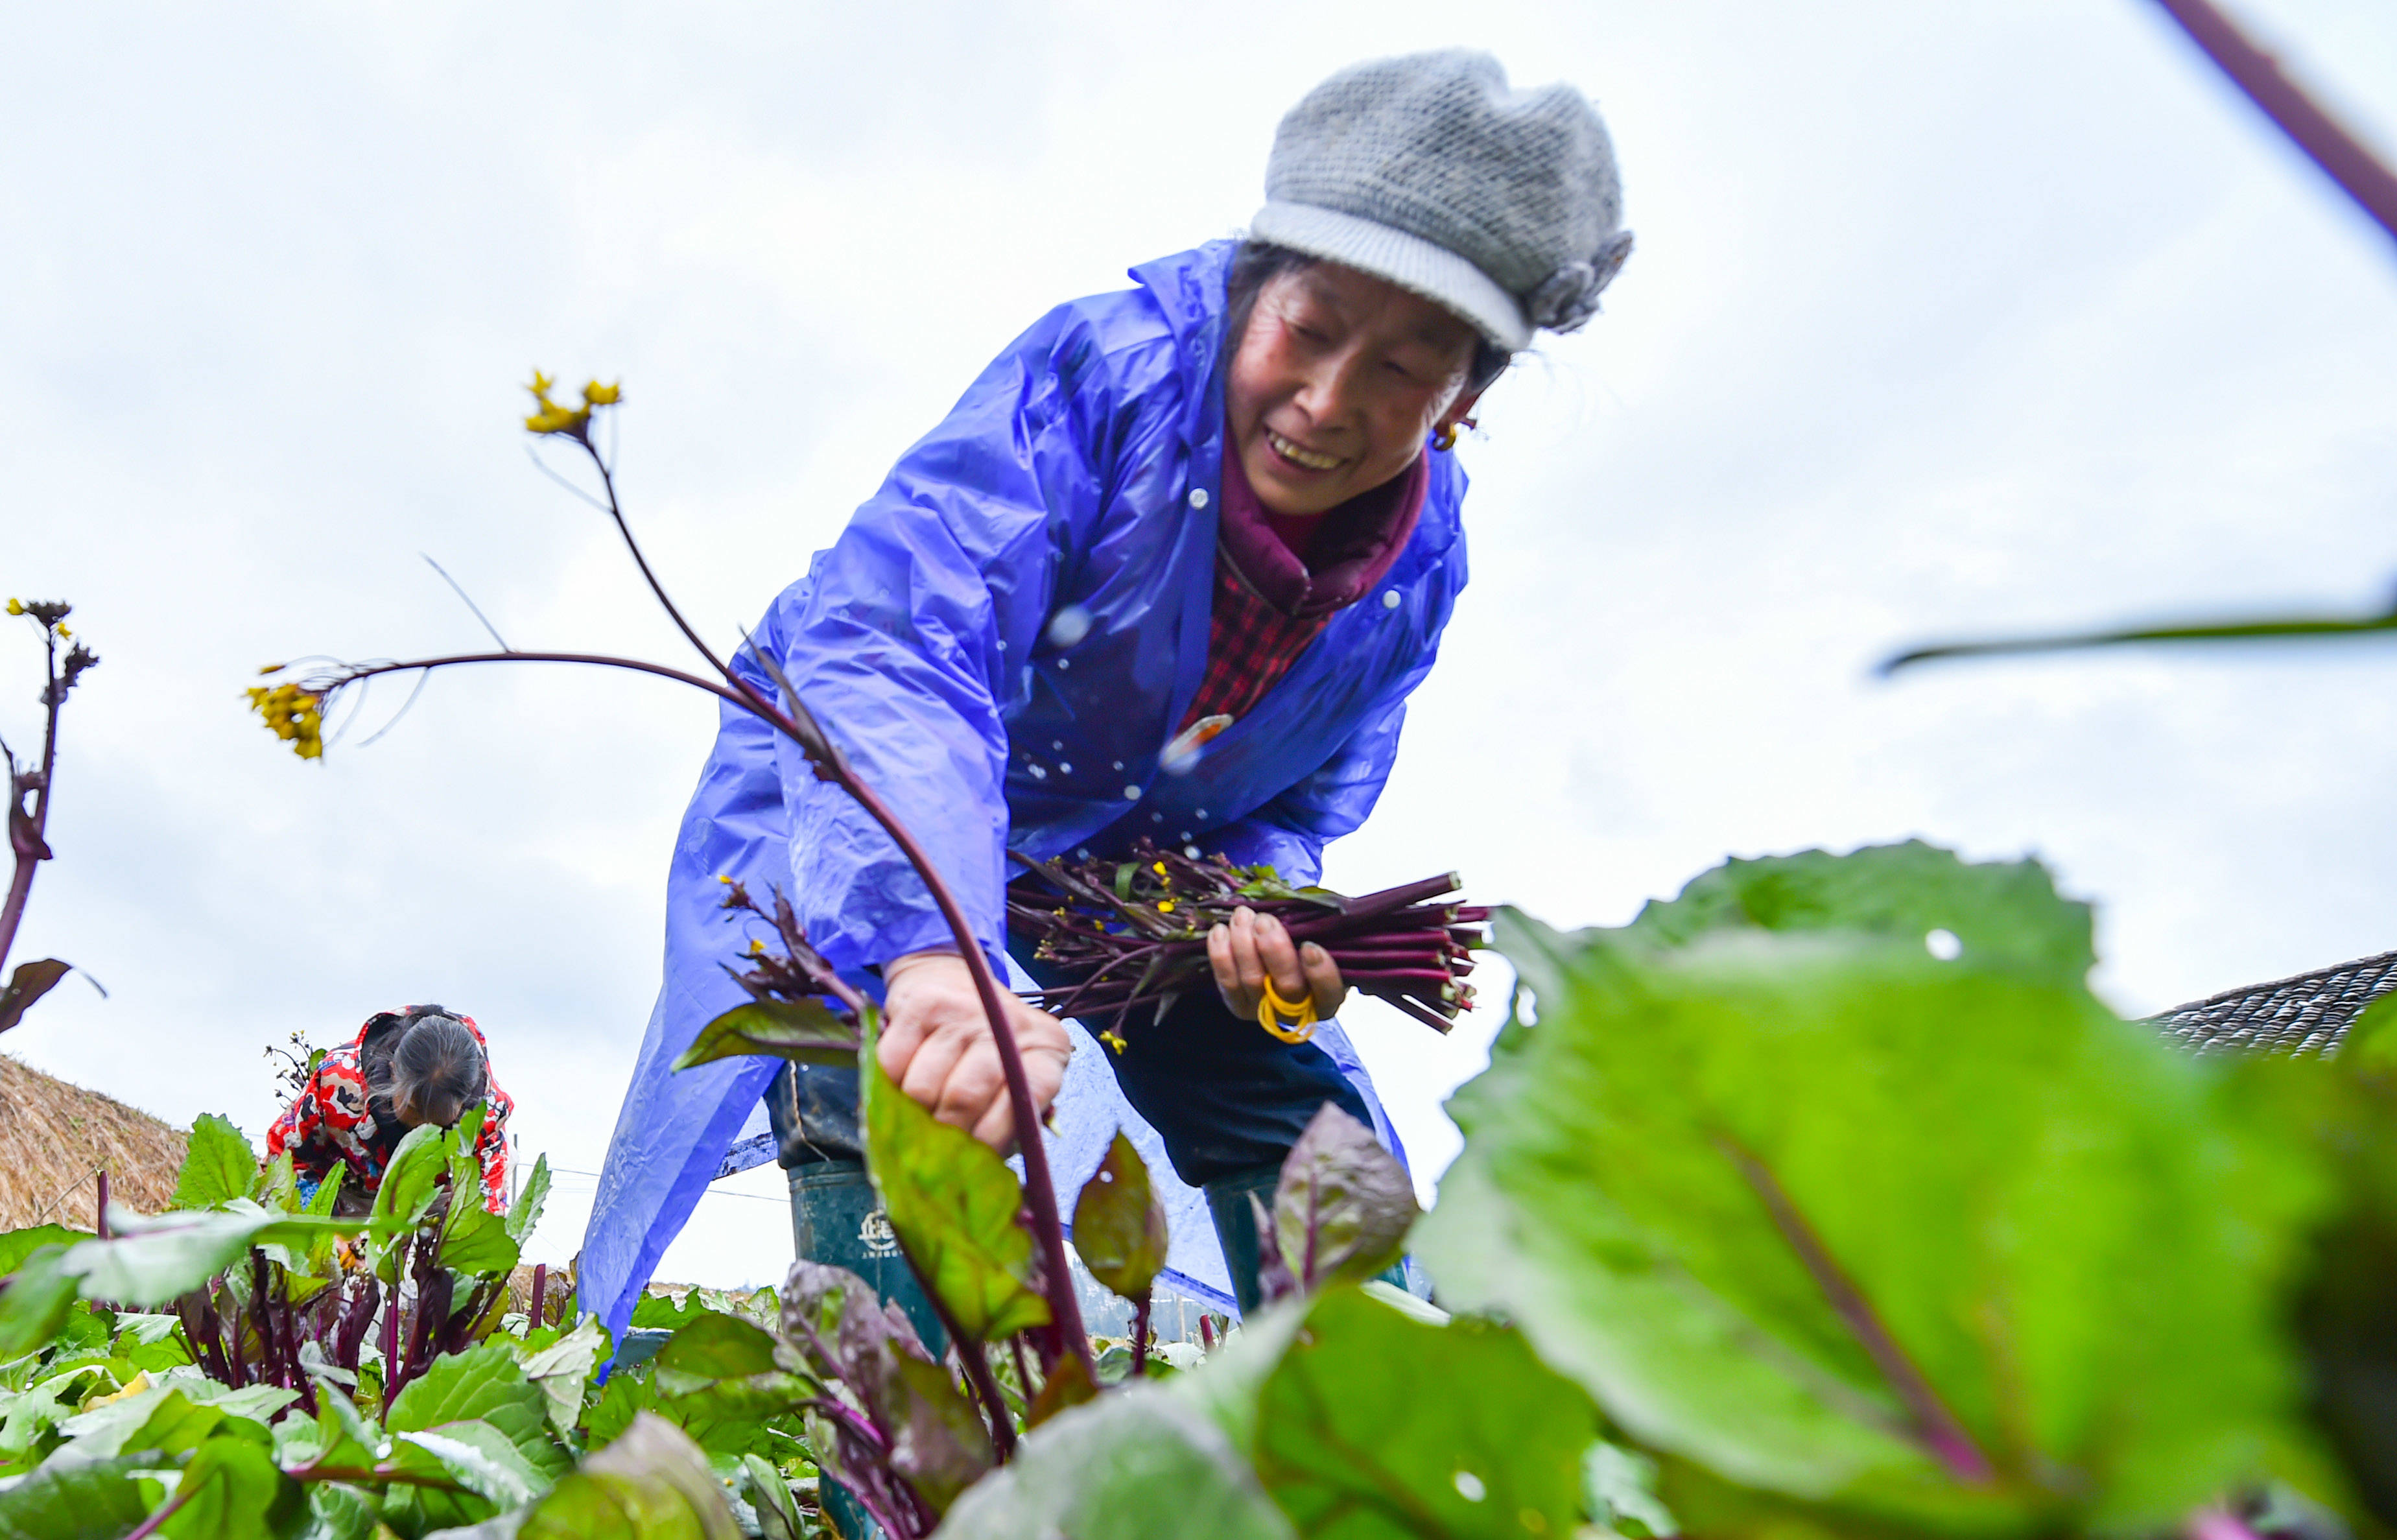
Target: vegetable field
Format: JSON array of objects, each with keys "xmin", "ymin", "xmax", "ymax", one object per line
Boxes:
[{"xmin": 3, "ymin": 842, "xmax": 2395, "ymax": 1537}]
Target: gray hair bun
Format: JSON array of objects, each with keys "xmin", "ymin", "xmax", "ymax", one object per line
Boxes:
[{"xmin": 1251, "ymin": 50, "xmax": 1633, "ymax": 352}]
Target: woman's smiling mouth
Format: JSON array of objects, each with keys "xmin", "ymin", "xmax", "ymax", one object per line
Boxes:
[{"xmin": 1264, "ymin": 427, "xmax": 1343, "ymax": 473}]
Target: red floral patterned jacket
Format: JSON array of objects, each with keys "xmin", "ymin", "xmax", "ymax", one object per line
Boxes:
[{"xmin": 266, "ymin": 1009, "xmax": 514, "ymax": 1213}]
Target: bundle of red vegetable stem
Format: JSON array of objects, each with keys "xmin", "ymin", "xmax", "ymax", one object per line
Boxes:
[{"xmin": 1006, "ymin": 840, "xmax": 1487, "ymax": 1043}]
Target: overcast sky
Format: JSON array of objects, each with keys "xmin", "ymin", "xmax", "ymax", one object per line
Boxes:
[{"xmin": 6, "ymin": 0, "xmax": 2395, "ymax": 1286}]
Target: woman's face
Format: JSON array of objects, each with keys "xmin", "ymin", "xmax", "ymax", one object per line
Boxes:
[{"xmin": 1225, "ymin": 261, "xmax": 1485, "ymax": 517}]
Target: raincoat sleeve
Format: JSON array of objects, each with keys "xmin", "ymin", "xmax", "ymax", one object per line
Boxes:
[{"xmin": 764, "ymin": 324, "xmax": 1157, "ymax": 973}]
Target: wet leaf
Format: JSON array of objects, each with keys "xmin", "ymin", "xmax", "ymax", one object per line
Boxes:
[
  {"xmin": 1072, "ymin": 1133, "xmax": 1169, "ymax": 1303},
  {"xmin": 1271, "ymin": 1106, "xmax": 1418, "ymax": 1295},
  {"xmin": 1415, "ymin": 844, "xmax": 2324, "ymax": 1530},
  {"xmin": 673, "ymin": 999, "xmax": 860, "ymax": 1071},
  {"xmin": 0, "ymin": 1453, "xmax": 151, "ymax": 1539},
  {"xmin": 388, "ymin": 1342, "xmax": 571, "ymax": 1484},
  {"xmin": 933, "ymin": 1386, "xmax": 1294, "ymax": 1539},
  {"xmin": 779, "ymin": 1261, "xmax": 993, "ymax": 1513},
  {"xmin": 519, "ymin": 1314, "xmax": 608, "ymax": 1437},
  {"xmin": 859, "ymin": 1017, "xmax": 1048, "ymax": 1343},
  {"xmin": 520, "ymin": 1411, "xmax": 740, "ymax": 1540},
  {"xmin": 653, "ymin": 1311, "xmax": 779, "ymax": 1388},
  {"xmin": 1249, "ymin": 1286, "xmax": 1598, "ymax": 1539}
]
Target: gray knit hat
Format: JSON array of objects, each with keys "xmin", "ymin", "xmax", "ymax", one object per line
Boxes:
[{"xmin": 1250, "ymin": 51, "xmax": 1632, "ymax": 353}]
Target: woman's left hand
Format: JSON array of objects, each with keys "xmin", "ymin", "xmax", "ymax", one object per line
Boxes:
[{"xmin": 1209, "ymin": 906, "xmax": 1346, "ymax": 1025}]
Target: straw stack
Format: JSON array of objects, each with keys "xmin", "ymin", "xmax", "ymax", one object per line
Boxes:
[{"xmin": 0, "ymin": 1054, "xmax": 189, "ymax": 1230}]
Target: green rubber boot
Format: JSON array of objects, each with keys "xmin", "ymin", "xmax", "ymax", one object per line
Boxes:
[{"xmin": 789, "ymin": 1160, "xmax": 948, "ymax": 1539}]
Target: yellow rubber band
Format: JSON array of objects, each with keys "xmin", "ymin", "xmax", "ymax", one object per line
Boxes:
[{"xmin": 1257, "ymin": 977, "xmax": 1319, "ymax": 1043}]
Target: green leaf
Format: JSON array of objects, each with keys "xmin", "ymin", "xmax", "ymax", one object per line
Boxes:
[
  {"xmin": 440, "ymin": 1200, "xmax": 522, "ymax": 1280},
  {"xmin": 630, "ymin": 1290, "xmax": 707, "ymax": 1332},
  {"xmin": 1248, "ymin": 1286, "xmax": 1601, "ymax": 1539},
  {"xmin": 169, "ymin": 1113, "xmax": 259, "ymax": 1212},
  {"xmin": 394, "ymin": 1421, "xmax": 549, "ymax": 1509},
  {"xmin": 373, "ymin": 1123, "xmax": 451, "ymax": 1231},
  {"xmin": 0, "ymin": 1452, "xmax": 152, "ymax": 1539},
  {"xmin": 2229, "ymin": 994, "xmax": 2397, "ymax": 1525},
  {"xmin": 776, "ymin": 1261, "xmax": 990, "ymax": 1511},
  {"xmin": 1072, "ymin": 1132, "xmax": 1169, "ymax": 1303},
  {"xmin": 1587, "ymin": 1441, "xmax": 1679, "ymax": 1538},
  {"xmin": 506, "ymin": 1155, "xmax": 551, "ymax": 1246},
  {"xmin": 0, "ymin": 1246, "xmax": 78, "ymax": 1358},
  {"xmin": 519, "ymin": 1412, "xmax": 740, "ymax": 1540},
  {"xmin": 858, "ymin": 1015, "xmax": 1048, "ymax": 1343},
  {"xmin": 60, "ymin": 1203, "xmax": 388, "ymax": 1308},
  {"xmin": 1269, "ymin": 1106, "xmax": 1418, "ymax": 1296},
  {"xmin": 0, "ymin": 960, "xmax": 73, "ymax": 1036},
  {"xmin": 388, "ymin": 1343, "xmax": 571, "ymax": 1483},
  {"xmin": 672, "ymin": 999, "xmax": 860, "ymax": 1071},
  {"xmin": 582, "ymin": 1368, "xmax": 656, "ymax": 1451},
  {"xmin": 653, "ymin": 1312, "xmax": 779, "ymax": 1390},
  {"xmin": 652, "ymin": 1372, "xmax": 814, "ymax": 1456},
  {"xmin": 739, "ymin": 1452, "xmax": 803, "ymax": 1540},
  {"xmin": 255, "ymin": 1149, "xmax": 300, "ymax": 1211},
  {"xmin": 297, "ymin": 1481, "xmax": 381, "ymax": 1540},
  {"xmin": 305, "ymin": 1165, "xmax": 346, "ymax": 1219},
  {"xmin": 0, "ymin": 1225, "xmax": 86, "ymax": 1276},
  {"xmin": 55, "ymin": 1386, "xmax": 227, "ymax": 1460},
  {"xmin": 1613, "ymin": 839, "xmax": 2094, "ymax": 989},
  {"xmin": 1414, "ymin": 845, "xmax": 2325, "ymax": 1532},
  {"xmin": 158, "ymin": 1432, "xmax": 295, "ymax": 1539},
  {"xmin": 934, "ymin": 1386, "xmax": 1296, "ymax": 1540},
  {"xmin": 519, "ymin": 1314, "xmax": 608, "ymax": 1437}
]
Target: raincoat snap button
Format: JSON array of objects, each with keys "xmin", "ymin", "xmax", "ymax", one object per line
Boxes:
[
  {"xmin": 1381, "ymin": 589, "xmax": 1402, "ymax": 610},
  {"xmin": 1122, "ymin": 785, "xmax": 1142, "ymax": 801},
  {"xmin": 1188, "ymin": 488, "xmax": 1209, "ymax": 510}
]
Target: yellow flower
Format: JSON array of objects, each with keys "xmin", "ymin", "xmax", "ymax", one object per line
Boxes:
[
  {"xmin": 84, "ymin": 1372, "xmax": 150, "ymax": 1410},
  {"xmin": 4, "ymin": 599, "xmax": 20, "ymax": 616},
  {"xmin": 245, "ymin": 682, "xmax": 325, "ymax": 761},
  {"xmin": 54, "ymin": 626, "xmax": 69, "ymax": 639},
  {"xmin": 523, "ymin": 370, "xmax": 591, "ymax": 438},
  {"xmin": 1156, "ymin": 899, "xmax": 1175, "ymax": 914},
  {"xmin": 581, "ymin": 379, "xmax": 621, "ymax": 407},
  {"xmin": 1152, "ymin": 860, "xmax": 1168, "ymax": 876}
]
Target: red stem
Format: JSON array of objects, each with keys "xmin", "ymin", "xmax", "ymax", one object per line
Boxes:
[
  {"xmin": 123, "ymin": 1487, "xmax": 192, "ymax": 1540},
  {"xmin": 95, "ymin": 1172, "xmax": 109, "ymax": 1239},
  {"xmin": 1719, "ymin": 1137, "xmax": 1992, "ymax": 1482},
  {"xmin": 0, "ymin": 628, "xmax": 62, "ymax": 977},
  {"xmin": 2151, "ymin": 0, "xmax": 2397, "ymax": 245}
]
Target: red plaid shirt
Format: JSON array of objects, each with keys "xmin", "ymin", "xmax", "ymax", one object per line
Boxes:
[{"xmin": 1178, "ymin": 445, "xmax": 1429, "ymax": 735}]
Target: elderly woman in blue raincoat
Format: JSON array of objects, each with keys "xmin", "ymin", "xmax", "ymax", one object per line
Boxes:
[{"xmin": 582, "ymin": 50, "xmax": 1631, "ymax": 1332}]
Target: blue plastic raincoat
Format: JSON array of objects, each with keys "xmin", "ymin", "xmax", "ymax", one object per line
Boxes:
[{"xmin": 580, "ymin": 240, "xmax": 1470, "ymax": 1336}]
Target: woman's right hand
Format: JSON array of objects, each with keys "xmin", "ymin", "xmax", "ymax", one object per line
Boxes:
[
  {"xmin": 1209, "ymin": 906, "xmax": 1346, "ymax": 1024},
  {"xmin": 876, "ymin": 951, "xmax": 1071, "ymax": 1150}
]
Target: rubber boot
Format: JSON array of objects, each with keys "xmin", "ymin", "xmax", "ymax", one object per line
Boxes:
[
  {"xmin": 790, "ymin": 1160, "xmax": 949, "ymax": 1539},
  {"xmin": 1205, "ymin": 1163, "xmax": 1413, "ymax": 1314}
]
